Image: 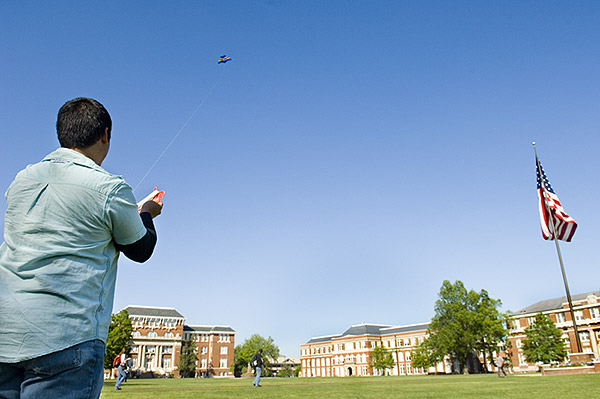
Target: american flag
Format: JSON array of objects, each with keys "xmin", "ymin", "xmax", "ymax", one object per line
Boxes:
[{"xmin": 536, "ymin": 156, "xmax": 577, "ymax": 242}]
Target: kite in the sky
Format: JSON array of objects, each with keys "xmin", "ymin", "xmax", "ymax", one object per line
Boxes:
[{"xmin": 218, "ymin": 55, "xmax": 231, "ymax": 64}]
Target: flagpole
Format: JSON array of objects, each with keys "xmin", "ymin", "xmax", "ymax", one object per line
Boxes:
[{"xmin": 533, "ymin": 142, "xmax": 583, "ymax": 353}]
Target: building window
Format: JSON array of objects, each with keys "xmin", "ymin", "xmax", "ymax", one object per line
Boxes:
[
  {"xmin": 201, "ymin": 359, "xmax": 207, "ymax": 368},
  {"xmin": 516, "ymin": 339, "xmax": 522, "ymax": 348},
  {"xmin": 148, "ymin": 331, "xmax": 158, "ymax": 338},
  {"xmin": 511, "ymin": 320, "xmax": 520, "ymax": 329},
  {"xmin": 575, "ymin": 310, "xmax": 584, "ymax": 322},
  {"xmin": 133, "ymin": 331, "xmax": 141, "ymax": 338},
  {"xmin": 131, "ymin": 345, "xmax": 138, "ymax": 353},
  {"xmin": 162, "ymin": 346, "xmax": 173, "ymax": 354},
  {"xmin": 590, "ymin": 308, "xmax": 600, "ymax": 319},
  {"xmin": 562, "ymin": 334, "xmax": 570, "ymax": 345},
  {"xmin": 518, "ymin": 353, "xmax": 527, "ymax": 365},
  {"xmin": 165, "ymin": 332, "xmax": 174, "ymax": 338},
  {"xmin": 580, "ymin": 331, "xmax": 590, "ymax": 342},
  {"xmin": 220, "ymin": 358, "xmax": 228, "ymax": 368},
  {"xmin": 146, "ymin": 346, "xmax": 156, "ymax": 353},
  {"xmin": 220, "ymin": 346, "xmax": 228, "ymax": 354},
  {"xmin": 218, "ymin": 334, "xmax": 230, "ymax": 342},
  {"xmin": 528, "ymin": 317, "xmax": 536, "ymax": 326},
  {"xmin": 161, "ymin": 358, "xmax": 171, "ymax": 369},
  {"xmin": 144, "ymin": 356, "xmax": 153, "ymax": 370},
  {"xmin": 556, "ymin": 313, "xmax": 565, "ymax": 323},
  {"xmin": 201, "ymin": 347, "xmax": 207, "ymax": 354}
]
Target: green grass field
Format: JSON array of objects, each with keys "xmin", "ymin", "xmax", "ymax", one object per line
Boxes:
[{"xmin": 100, "ymin": 374, "xmax": 600, "ymax": 398}]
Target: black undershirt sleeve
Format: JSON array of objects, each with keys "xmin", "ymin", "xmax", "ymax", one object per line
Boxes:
[{"xmin": 115, "ymin": 212, "xmax": 157, "ymax": 263}]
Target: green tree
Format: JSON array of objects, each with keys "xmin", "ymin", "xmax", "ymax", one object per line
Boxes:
[
  {"xmin": 522, "ymin": 313, "xmax": 567, "ymax": 364},
  {"xmin": 278, "ymin": 364, "xmax": 294, "ymax": 377},
  {"xmin": 178, "ymin": 339, "xmax": 198, "ymax": 378},
  {"xmin": 104, "ymin": 309, "xmax": 133, "ymax": 369},
  {"xmin": 424, "ymin": 280, "xmax": 507, "ymax": 374},
  {"xmin": 231, "ymin": 334, "xmax": 280, "ymax": 377},
  {"xmin": 369, "ymin": 345, "xmax": 394, "ymax": 375},
  {"xmin": 411, "ymin": 337, "xmax": 438, "ymax": 370},
  {"xmin": 473, "ymin": 290, "xmax": 509, "ymax": 371}
]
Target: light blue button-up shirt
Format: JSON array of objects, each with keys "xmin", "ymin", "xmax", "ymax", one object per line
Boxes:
[{"xmin": 0, "ymin": 148, "xmax": 146, "ymax": 362}]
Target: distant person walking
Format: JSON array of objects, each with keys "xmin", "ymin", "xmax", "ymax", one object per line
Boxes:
[
  {"xmin": 496, "ymin": 352, "xmax": 507, "ymax": 377},
  {"xmin": 114, "ymin": 349, "xmax": 128, "ymax": 390},
  {"xmin": 251, "ymin": 349, "xmax": 264, "ymax": 387}
]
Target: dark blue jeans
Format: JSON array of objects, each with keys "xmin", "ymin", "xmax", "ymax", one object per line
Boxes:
[{"xmin": 0, "ymin": 339, "xmax": 106, "ymax": 399}]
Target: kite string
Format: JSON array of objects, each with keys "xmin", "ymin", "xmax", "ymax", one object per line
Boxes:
[{"xmin": 133, "ymin": 70, "xmax": 226, "ymax": 193}]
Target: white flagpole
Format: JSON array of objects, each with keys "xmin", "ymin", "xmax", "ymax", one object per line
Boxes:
[{"xmin": 533, "ymin": 142, "xmax": 582, "ymax": 353}]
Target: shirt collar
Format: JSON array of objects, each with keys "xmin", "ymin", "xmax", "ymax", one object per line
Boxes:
[{"xmin": 42, "ymin": 148, "xmax": 106, "ymax": 172}]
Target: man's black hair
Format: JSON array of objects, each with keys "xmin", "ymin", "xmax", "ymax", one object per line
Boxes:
[{"xmin": 56, "ymin": 97, "xmax": 112, "ymax": 149}]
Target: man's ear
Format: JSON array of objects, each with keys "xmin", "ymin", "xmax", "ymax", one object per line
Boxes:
[{"xmin": 101, "ymin": 127, "xmax": 110, "ymax": 144}]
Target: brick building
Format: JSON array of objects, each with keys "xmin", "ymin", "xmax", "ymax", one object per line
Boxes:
[
  {"xmin": 183, "ymin": 325, "xmax": 236, "ymax": 377},
  {"xmin": 300, "ymin": 322, "xmax": 453, "ymax": 377},
  {"xmin": 124, "ymin": 305, "xmax": 235, "ymax": 377},
  {"xmin": 507, "ymin": 290, "xmax": 600, "ymax": 372}
]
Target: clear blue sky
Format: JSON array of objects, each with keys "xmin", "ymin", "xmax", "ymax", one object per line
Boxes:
[{"xmin": 2, "ymin": 1, "xmax": 599, "ymax": 358}]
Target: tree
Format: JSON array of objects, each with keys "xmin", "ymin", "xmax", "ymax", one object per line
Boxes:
[
  {"xmin": 278, "ymin": 364, "xmax": 295, "ymax": 377},
  {"xmin": 104, "ymin": 309, "xmax": 133, "ymax": 369},
  {"xmin": 522, "ymin": 313, "xmax": 567, "ymax": 364},
  {"xmin": 178, "ymin": 339, "xmax": 198, "ymax": 377},
  {"xmin": 231, "ymin": 334, "xmax": 280, "ymax": 377},
  {"xmin": 473, "ymin": 290, "xmax": 509, "ymax": 372},
  {"xmin": 411, "ymin": 337, "xmax": 438, "ymax": 371},
  {"xmin": 423, "ymin": 280, "xmax": 507, "ymax": 374},
  {"xmin": 369, "ymin": 345, "xmax": 394, "ymax": 375}
]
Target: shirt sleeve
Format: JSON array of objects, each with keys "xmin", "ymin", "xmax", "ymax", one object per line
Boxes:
[
  {"xmin": 114, "ymin": 213, "xmax": 157, "ymax": 262},
  {"xmin": 107, "ymin": 182, "xmax": 146, "ymax": 246}
]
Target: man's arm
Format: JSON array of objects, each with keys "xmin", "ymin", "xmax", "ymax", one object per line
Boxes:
[{"xmin": 115, "ymin": 213, "xmax": 157, "ymax": 262}]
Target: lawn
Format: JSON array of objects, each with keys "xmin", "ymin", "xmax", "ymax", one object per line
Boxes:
[{"xmin": 100, "ymin": 373, "xmax": 600, "ymax": 398}]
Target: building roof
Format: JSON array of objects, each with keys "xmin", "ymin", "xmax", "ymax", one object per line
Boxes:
[
  {"xmin": 184, "ymin": 325, "xmax": 236, "ymax": 333},
  {"xmin": 513, "ymin": 290, "xmax": 600, "ymax": 316},
  {"xmin": 380, "ymin": 322, "xmax": 429, "ymax": 334},
  {"xmin": 339, "ymin": 323, "xmax": 394, "ymax": 337},
  {"xmin": 305, "ymin": 334, "xmax": 341, "ymax": 345},
  {"xmin": 123, "ymin": 305, "xmax": 185, "ymax": 319},
  {"xmin": 305, "ymin": 322, "xmax": 429, "ymax": 344},
  {"xmin": 272, "ymin": 356, "xmax": 300, "ymax": 365}
]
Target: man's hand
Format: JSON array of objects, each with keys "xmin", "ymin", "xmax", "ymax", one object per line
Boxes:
[{"xmin": 140, "ymin": 200, "xmax": 163, "ymax": 218}]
